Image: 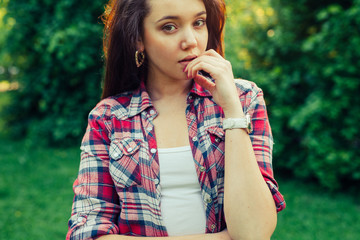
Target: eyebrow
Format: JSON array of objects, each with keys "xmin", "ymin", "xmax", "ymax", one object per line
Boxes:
[{"xmin": 156, "ymin": 11, "xmax": 207, "ymax": 23}]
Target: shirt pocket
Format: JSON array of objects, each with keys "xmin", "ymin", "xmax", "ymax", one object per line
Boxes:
[
  {"xmin": 206, "ymin": 126, "xmax": 225, "ymax": 172},
  {"xmin": 109, "ymin": 138, "xmax": 142, "ymax": 188}
]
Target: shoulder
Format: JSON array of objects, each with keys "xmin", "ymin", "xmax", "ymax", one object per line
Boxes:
[
  {"xmin": 234, "ymin": 78, "xmax": 263, "ymax": 97},
  {"xmin": 88, "ymin": 91, "xmax": 134, "ymax": 120},
  {"xmin": 233, "ymin": 79, "xmax": 267, "ymax": 114}
]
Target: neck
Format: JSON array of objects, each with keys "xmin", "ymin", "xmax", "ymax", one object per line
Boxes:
[{"xmin": 146, "ymin": 71, "xmax": 192, "ymax": 102}]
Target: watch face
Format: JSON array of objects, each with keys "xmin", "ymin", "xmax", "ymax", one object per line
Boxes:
[
  {"xmin": 247, "ymin": 123, "xmax": 252, "ymax": 134},
  {"xmin": 246, "ymin": 114, "xmax": 252, "ymax": 134}
]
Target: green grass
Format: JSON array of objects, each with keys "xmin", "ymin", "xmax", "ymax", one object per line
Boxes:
[
  {"xmin": 0, "ymin": 136, "xmax": 80, "ymax": 240},
  {"xmin": 272, "ymin": 179, "xmax": 360, "ymax": 240}
]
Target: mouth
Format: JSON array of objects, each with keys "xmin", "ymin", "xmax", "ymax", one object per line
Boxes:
[{"xmin": 179, "ymin": 55, "xmax": 197, "ymax": 63}]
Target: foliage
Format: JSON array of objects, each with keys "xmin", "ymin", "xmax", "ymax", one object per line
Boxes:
[
  {"xmin": 1, "ymin": 0, "xmax": 360, "ymax": 190},
  {"xmin": 0, "ymin": 0, "xmax": 271, "ymax": 146},
  {"xmin": 1, "ymin": 0, "xmax": 106, "ymax": 145},
  {"xmin": 0, "ymin": 0, "xmax": 14, "ymax": 82},
  {"xmin": 228, "ymin": 0, "xmax": 360, "ymax": 189}
]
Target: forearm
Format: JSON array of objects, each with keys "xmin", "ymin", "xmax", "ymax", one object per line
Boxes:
[
  {"xmin": 224, "ymin": 126, "xmax": 277, "ymax": 240},
  {"xmin": 97, "ymin": 230, "xmax": 231, "ymax": 240},
  {"xmin": 97, "ymin": 235, "xmax": 203, "ymax": 240},
  {"xmin": 186, "ymin": 49, "xmax": 278, "ymax": 239}
]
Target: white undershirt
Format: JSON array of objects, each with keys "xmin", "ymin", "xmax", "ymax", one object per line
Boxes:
[{"xmin": 158, "ymin": 146, "xmax": 206, "ymax": 236}]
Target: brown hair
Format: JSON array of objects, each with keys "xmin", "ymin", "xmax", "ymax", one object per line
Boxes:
[{"xmin": 101, "ymin": 0, "xmax": 226, "ymax": 99}]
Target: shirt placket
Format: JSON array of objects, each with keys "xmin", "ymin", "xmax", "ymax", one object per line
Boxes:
[
  {"xmin": 140, "ymin": 108, "xmax": 168, "ymax": 237},
  {"xmin": 186, "ymin": 95, "xmax": 219, "ymax": 233}
]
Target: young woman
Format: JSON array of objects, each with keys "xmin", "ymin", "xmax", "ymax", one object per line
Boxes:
[{"xmin": 66, "ymin": 0, "xmax": 286, "ymax": 239}]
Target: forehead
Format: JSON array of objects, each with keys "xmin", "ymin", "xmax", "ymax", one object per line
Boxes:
[{"xmin": 146, "ymin": 0, "xmax": 206, "ymax": 20}]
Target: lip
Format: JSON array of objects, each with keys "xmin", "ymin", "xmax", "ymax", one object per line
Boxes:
[{"xmin": 179, "ymin": 55, "xmax": 197, "ymax": 64}]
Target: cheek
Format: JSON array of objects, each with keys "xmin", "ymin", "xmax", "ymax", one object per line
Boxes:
[
  {"xmin": 199, "ymin": 29, "xmax": 209, "ymax": 51},
  {"xmin": 145, "ymin": 32, "xmax": 165, "ymax": 51},
  {"xmin": 145, "ymin": 37, "xmax": 177, "ymax": 62}
]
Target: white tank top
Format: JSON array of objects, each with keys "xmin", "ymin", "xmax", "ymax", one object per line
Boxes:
[{"xmin": 158, "ymin": 146, "xmax": 206, "ymax": 236}]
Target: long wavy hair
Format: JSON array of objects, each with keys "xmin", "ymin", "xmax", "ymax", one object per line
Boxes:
[{"xmin": 101, "ymin": 0, "xmax": 226, "ymax": 99}]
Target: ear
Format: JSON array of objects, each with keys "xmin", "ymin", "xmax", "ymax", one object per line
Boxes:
[{"xmin": 136, "ymin": 37, "xmax": 145, "ymax": 52}]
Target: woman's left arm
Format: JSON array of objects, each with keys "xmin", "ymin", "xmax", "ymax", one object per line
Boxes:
[
  {"xmin": 185, "ymin": 50, "xmax": 278, "ymax": 240},
  {"xmin": 222, "ymin": 113, "xmax": 278, "ymax": 240}
]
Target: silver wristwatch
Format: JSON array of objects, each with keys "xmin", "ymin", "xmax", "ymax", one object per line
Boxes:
[{"xmin": 223, "ymin": 114, "xmax": 252, "ymax": 134}]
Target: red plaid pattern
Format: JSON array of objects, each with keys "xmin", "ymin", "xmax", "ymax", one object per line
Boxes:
[{"xmin": 66, "ymin": 79, "xmax": 286, "ymax": 240}]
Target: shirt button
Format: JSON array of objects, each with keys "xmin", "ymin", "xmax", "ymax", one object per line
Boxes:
[
  {"xmin": 215, "ymin": 137, "xmax": 221, "ymax": 143},
  {"xmin": 205, "ymin": 197, "xmax": 212, "ymax": 203},
  {"xmin": 210, "ymin": 224, "xmax": 216, "ymax": 230},
  {"xmin": 127, "ymin": 147, "xmax": 133, "ymax": 152},
  {"xmin": 192, "ymin": 136, "xmax": 197, "ymax": 142},
  {"xmin": 147, "ymin": 126, "xmax": 153, "ymax": 132},
  {"xmin": 199, "ymin": 166, "xmax": 206, "ymax": 172},
  {"xmin": 77, "ymin": 217, "xmax": 85, "ymax": 222},
  {"xmin": 188, "ymin": 95, "xmax": 193, "ymax": 100},
  {"xmin": 190, "ymin": 115, "xmax": 196, "ymax": 120},
  {"xmin": 154, "ymin": 179, "xmax": 159, "ymax": 185},
  {"xmin": 150, "ymin": 109, "xmax": 156, "ymax": 115},
  {"xmin": 150, "ymin": 148, "xmax": 157, "ymax": 154},
  {"xmin": 113, "ymin": 152, "xmax": 120, "ymax": 158}
]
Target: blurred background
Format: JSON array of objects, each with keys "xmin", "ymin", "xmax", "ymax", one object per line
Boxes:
[{"xmin": 0, "ymin": 0, "xmax": 359, "ymax": 239}]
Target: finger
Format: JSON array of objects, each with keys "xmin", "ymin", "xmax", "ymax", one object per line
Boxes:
[
  {"xmin": 187, "ymin": 58, "xmax": 227, "ymax": 80},
  {"xmin": 193, "ymin": 73, "xmax": 216, "ymax": 92},
  {"xmin": 186, "ymin": 55, "xmax": 218, "ymax": 76},
  {"xmin": 184, "ymin": 56, "xmax": 205, "ymax": 73},
  {"xmin": 202, "ymin": 49, "xmax": 222, "ymax": 58},
  {"xmin": 184, "ymin": 51, "xmax": 220, "ymax": 73}
]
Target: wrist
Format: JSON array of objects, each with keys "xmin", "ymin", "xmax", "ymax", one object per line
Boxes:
[
  {"xmin": 223, "ymin": 114, "xmax": 252, "ymax": 133},
  {"xmin": 222, "ymin": 98, "xmax": 244, "ymax": 118},
  {"xmin": 224, "ymin": 111, "xmax": 245, "ymax": 118},
  {"xmin": 223, "ymin": 106, "xmax": 244, "ymax": 118}
]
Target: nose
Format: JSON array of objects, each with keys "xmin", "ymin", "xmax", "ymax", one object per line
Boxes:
[{"xmin": 181, "ymin": 27, "xmax": 197, "ymax": 50}]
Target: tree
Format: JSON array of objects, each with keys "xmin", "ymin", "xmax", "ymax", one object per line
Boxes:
[
  {"xmin": 1, "ymin": 0, "xmax": 107, "ymax": 145},
  {"xmin": 237, "ymin": 0, "xmax": 360, "ymax": 189}
]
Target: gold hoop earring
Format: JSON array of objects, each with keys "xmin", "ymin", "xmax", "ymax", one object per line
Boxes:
[{"xmin": 135, "ymin": 50, "xmax": 145, "ymax": 68}]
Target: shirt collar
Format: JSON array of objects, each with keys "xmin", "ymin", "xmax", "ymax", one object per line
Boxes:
[
  {"xmin": 128, "ymin": 81, "xmax": 153, "ymax": 118},
  {"xmin": 127, "ymin": 80, "xmax": 212, "ymax": 117}
]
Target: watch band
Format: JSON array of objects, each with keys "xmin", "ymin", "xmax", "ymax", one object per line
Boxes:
[{"xmin": 223, "ymin": 114, "xmax": 252, "ymax": 133}]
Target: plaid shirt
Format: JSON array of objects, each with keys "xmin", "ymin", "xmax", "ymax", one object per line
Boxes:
[{"xmin": 67, "ymin": 79, "xmax": 286, "ymax": 240}]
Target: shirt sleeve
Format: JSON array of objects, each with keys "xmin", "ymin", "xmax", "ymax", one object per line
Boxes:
[
  {"xmin": 66, "ymin": 103, "xmax": 121, "ymax": 240},
  {"xmin": 240, "ymin": 81, "xmax": 286, "ymax": 212}
]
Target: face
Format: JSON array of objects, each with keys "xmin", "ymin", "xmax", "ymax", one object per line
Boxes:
[{"xmin": 139, "ymin": 0, "xmax": 208, "ymax": 83}]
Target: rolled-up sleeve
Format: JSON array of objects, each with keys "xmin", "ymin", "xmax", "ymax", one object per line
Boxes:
[
  {"xmin": 67, "ymin": 104, "xmax": 121, "ymax": 240},
  {"xmin": 239, "ymin": 80, "xmax": 286, "ymax": 212}
]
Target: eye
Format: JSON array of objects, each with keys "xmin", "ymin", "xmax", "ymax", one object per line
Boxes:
[
  {"xmin": 162, "ymin": 24, "xmax": 177, "ymax": 33},
  {"xmin": 194, "ymin": 19, "xmax": 206, "ymax": 27}
]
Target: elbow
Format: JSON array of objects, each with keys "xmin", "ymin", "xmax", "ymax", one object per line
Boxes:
[
  {"xmin": 227, "ymin": 230, "xmax": 273, "ymax": 240},
  {"xmin": 226, "ymin": 215, "xmax": 277, "ymax": 240}
]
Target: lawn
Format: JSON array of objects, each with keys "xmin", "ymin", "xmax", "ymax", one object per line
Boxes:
[
  {"xmin": 272, "ymin": 179, "xmax": 360, "ymax": 240},
  {"xmin": 0, "ymin": 135, "xmax": 80, "ymax": 239}
]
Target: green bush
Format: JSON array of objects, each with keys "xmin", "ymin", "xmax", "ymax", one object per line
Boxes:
[
  {"xmin": 0, "ymin": 0, "xmax": 255, "ymax": 146},
  {"xmin": 2, "ymin": 0, "xmax": 359, "ymax": 190},
  {"xmin": 1, "ymin": 0, "xmax": 106, "ymax": 145},
  {"xmin": 234, "ymin": 0, "xmax": 360, "ymax": 189}
]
